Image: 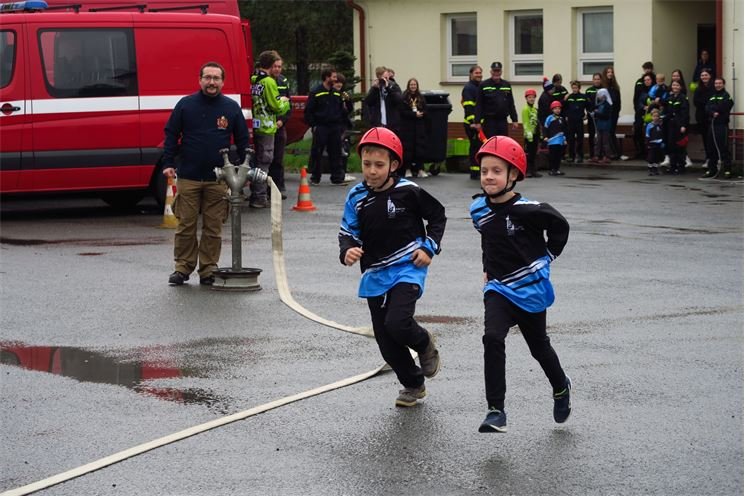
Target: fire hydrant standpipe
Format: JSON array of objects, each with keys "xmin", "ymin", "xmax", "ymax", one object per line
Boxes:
[{"xmin": 211, "ymin": 148, "xmax": 268, "ymax": 291}]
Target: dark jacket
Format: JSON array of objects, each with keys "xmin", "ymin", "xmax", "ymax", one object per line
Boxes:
[
  {"xmin": 475, "ymin": 77, "xmax": 518, "ymax": 123},
  {"xmin": 537, "ymin": 91, "xmax": 553, "ymax": 134},
  {"xmin": 693, "ymin": 81, "xmax": 715, "ymax": 125},
  {"xmin": 564, "ymin": 92, "xmax": 588, "ymax": 122},
  {"xmin": 163, "ymin": 91, "xmax": 249, "ymax": 181},
  {"xmin": 400, "ymin": 92, "xmax": 428, "ymax": 164},
  {"xmin": 304, "ymin": 83, "xmax": 344, "ymax": 127},
  {"xmin": 706, "ymin": 89, "xmax": 734, "ymax": 125},
  {"xmin": 633, "ymin": 73, "xmax": 655, "ymax": 111},
  {"xmin": 276, "ymin": 74, "xmax": 292, "ymax": 126},
  {"xmin": 363, "ymin": 81, "xmax": 404, "ymax": 131},
  {"xmin": 461, "ymin": 79, "xmax": 480, "ymax": 125},
  {"xmin": 592, "ymin": 100, "xmax": 612, "ymax": 133}
]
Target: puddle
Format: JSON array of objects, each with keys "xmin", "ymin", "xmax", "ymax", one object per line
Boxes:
[
  {"xmin": 586, "ymin": 219, "xmax": 738, "ymax": 235},
  {"xmin": 0, "ymin": 342, "xmax": 230, "ymax": 412},
  {"xmin": 417, "ymin": 315, "xmax": 474, "ymax": 325},
  {"xmin": 77, "ymin": 252, "xmax": 106, "ymax": 256},
  {"xmin": 0, "ymin": 237, "xmax": 167, "ymax": 247}
]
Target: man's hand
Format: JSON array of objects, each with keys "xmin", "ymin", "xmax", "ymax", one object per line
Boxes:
[
  {"xmin": 512, "ymin": 122, "xmax": 520, "ymax": 130},
  {"xmin": 162, "ymin": 167, "xmax": 176, "ymax": 178},
  {"xmin": 344, "ymin": 247, "xmax": 364, "ymax": 266},
  {"xmin": 411, "ymin": 249, "xmax": 432, "ymax": 268}
]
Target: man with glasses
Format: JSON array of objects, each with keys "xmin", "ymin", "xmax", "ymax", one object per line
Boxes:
[
  {"xmin": 250, "ymin": 50, "xmax": 290, "ymax": 208},
  {"xmin": 474, "ymin": 62, "xmax": 519, "ymax": 139},
  {"xmin": 162, "ymin": 61, "xmax": 249, "ymax": 286}
]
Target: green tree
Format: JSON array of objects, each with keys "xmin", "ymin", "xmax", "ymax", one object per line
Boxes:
[{"xmin": 240, "ymin": 0, "xmax": 353, "ymax": 95}]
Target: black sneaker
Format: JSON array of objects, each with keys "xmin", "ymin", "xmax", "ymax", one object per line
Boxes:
[
  {"xmin": 200, "ymin": 275, "xmax": 215, "ymax": 286},
  {"xmin": 309, "ymin": 178, "xmax": 321, "ymax": 186},
  {"xmin": 168, "ymin": 271, "xmax": 189, "ymax": 286},
  {"xmin": 553, "ymin": 376, "xmax": 572, "ymax": 423},
  {"xmin": 479, "ymin": 408, "xmax": 507, "ymax": 433},
  {"xmin": 419, "ymin": 330, "xmax": 441, "ymax": 378},
  {"xmin": 701, "ymin": 170, "xmax": 718, "ymax": 179},
  {"xmin": 723, "ymin": 171, "xmax": 732, "ymax": 179}
]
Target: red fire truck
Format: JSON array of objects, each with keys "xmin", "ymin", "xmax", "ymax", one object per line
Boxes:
[{"xmin": 0, "ymin": 0, "xmax": 307, "ymax": 208}]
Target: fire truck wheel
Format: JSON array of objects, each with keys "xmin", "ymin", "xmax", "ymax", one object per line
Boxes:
[
  {"xmin": 151, "ymin": 158, "xmax": 168, "ymax": 210},
  {"xmin": 100, "ymin": 191, "xmax": 146, "ymax": 209}
]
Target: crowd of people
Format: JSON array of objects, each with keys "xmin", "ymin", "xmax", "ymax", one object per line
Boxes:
[{"xmin": 461, "ymin": 49, "xmax": 736, "ymax": 179}]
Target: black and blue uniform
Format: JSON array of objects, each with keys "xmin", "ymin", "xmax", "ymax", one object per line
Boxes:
[
  {"xmin": 470, "ymin": 193, "xmax": 569, "ymax": 411},
  {"xmin": 339, "ymin": 177, "xmax": 446, "ymax": 389}
]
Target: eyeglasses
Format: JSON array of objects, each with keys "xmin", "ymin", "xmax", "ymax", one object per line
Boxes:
[{"xmin": 201, "ymin": 75, "xmax": 223, "ymax": 82}]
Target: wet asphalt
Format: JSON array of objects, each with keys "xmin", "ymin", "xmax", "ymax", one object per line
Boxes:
[{"xmin": 0, "ymin": 166, "xmax": 742, "ymax": 495}]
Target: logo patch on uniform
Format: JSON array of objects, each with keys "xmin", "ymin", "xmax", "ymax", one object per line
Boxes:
[
  {"xmin": 505, "ymin": 215, "xmax": 523, "ymax": 236},
  {"xmin": 387, "ymin": 198, "xmax": 405, "ymax": 219},
  {"xmin": 216, "ymin": 116, "xmax": 228, "ymax": 129}
]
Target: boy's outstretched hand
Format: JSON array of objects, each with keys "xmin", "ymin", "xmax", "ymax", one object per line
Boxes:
[
  {"xmin": 344, "ymin": 247, "xmax": 364, "ymax": 266},
  {"xmin": 411, "ymin": 249, "xmax": 432, "ymax": 267}
]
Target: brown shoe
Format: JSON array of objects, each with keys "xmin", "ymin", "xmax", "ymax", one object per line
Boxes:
[{"xmin": 419, "ymin": 330, "xmax": 441, "ymax": 378}]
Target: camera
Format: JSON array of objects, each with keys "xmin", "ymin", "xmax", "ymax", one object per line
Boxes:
[{"xmin": 379, "ymin": 78, "xmax": 387, "ymax": 88}]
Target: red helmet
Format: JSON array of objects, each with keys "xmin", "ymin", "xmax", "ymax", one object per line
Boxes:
[
  {"xmin": 550, "ymin": 100, "xmax": 562, "ymax": 110},
  {"xmin": 357, "ymin": 127, "xmax": 403, "ymax": 164},
  {"xmin": 475, "ymin": 136, "xmax": 527, "ymax": 180},
  {"xmin": 524, "ymin": 88, "xmax": 537, "ymax": 98}
]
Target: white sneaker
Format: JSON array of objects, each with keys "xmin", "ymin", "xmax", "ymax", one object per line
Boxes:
[
  {"xmin": 417, "ymin": 170, "xmax": 429, "ymax": 178},
  {"xmin": 404, "ymin": 170, "xmax": 412, "ymax": 178},
  {"xmin": 661, "ymin": 155, "xmax": 671, "ymax": 166},
  {"xmin": 619, "ymin": 155, "xmax": 630, "ymax": 161},
  {"xmin": 344, "ymin": 174, "xmax": 357, "ymax": 182},
  {"xmin": 685, "ymin": 156, "xmax": 693, "ymax": 167}
]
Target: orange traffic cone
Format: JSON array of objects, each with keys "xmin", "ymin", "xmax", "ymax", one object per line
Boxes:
[
  {"xmin": 292, "ymin": 167, "xmax": 317, "ymax": 212},
  {"xmin": 159, "ymin": 175, "xmax": 179, "ymax": 228}
]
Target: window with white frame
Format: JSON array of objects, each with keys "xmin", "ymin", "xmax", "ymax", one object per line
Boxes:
[
  {"xmin": 445, "ymin": 13, "xmax": 477, "ymax": 81},
  {"xmin": 509, "ymin": 11, "xmax": 543, "ymax": 81},
  {"xmin": 577, "ymin": 7, "xmax": 613, "ymax": 79}
]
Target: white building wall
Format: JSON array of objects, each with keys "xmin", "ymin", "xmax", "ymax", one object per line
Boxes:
[{"xmin": 353, "ymin": 0, "xmax": 739, "ymax": 127}]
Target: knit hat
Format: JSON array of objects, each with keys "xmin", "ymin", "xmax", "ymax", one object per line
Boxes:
[{"xmin": 542, "ymin": 77, "xmax": 554, "ymax": 92}]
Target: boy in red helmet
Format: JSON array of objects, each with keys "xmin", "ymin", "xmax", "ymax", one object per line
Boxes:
[
  {"xmin": 338, "ymin": 127, "xmax": 447, "ymax": 407},
  {"xmin": 521, "ymin": 88, "xmax": 541, "ymax": 178},
  {"xmin": 543, "ymin": 100, "xmax": 567, "ymax": 175},
  {"xmin": 469, "ymin": 136, "xmax": 572, "ymax": 433}
]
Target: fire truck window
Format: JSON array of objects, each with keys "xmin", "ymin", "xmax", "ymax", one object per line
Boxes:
[
  {"xmin": 39, "ymin": 29, "xmax": 137, "ymax": 98},
  {"xmin": 0, "ymin": 30, "xmax": 15, "ymax": 89}
]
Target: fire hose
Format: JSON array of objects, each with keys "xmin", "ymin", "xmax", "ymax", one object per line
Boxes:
[{"xmin": 1, "ymin": 179, "xmax": 389, "ymax": 496}]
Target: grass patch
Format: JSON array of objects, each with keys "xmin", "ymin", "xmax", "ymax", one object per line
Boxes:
[{"xmin": 284, "ymin": 138, "xmax": 361, "ymax": 173}]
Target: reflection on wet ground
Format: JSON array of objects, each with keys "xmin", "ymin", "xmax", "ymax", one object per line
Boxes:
[
  {"xmin": 0, "ymin": 237, "xmax": 167, "ymax": 247},
  {"xmin": 0, "ymin": 340, "xmax": 251, "ymax": 414}
]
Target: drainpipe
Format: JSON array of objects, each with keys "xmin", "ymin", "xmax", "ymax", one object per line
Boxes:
[{"xmin": 346, "ymin": 0, "xmax": 367, "ymax": 93}]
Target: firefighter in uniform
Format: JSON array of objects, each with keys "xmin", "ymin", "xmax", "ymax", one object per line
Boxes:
[
  {"xmin": 474, "ymin": 62, "xmax": 519, "ymax": 140},
  {"xmin": 304, "ymin": 67, "xmax": 346, "ymax": 185},
  {"xmin": 462, "ymin": 65, "xmax": 483, "ymax": 179}
]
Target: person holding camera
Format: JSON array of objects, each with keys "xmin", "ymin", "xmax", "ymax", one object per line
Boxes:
[{"xmin": 362, "ymin": 66, "xmax": 404, "ymax": 136}]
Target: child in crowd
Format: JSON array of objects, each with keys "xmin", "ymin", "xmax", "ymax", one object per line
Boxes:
[
  {"xmin": 521, "ymin": 88, "xmax": 541, "ymax": 177},
  {"xmin": 543, "ymin": 100, "xmax": 566, "ymax": 176},
  {"xmin": 469, "ymin": 136, "xmax": 572, "ymax": 433},
  {"xmin": 645, "ymin": 108, "xmax": 665, "ymax": 176},
  {"xmin": 590, "ymin": 88, "xmax": 613, "ymax": 164},
  {"xmin": 665, "ymin": 80, "xmax": 689, "ymax": 175},
  {"xmin": 648, "ymin": 74, "xmax": 670, "ymax": 165},
  {"xmin": 338, "ymin": 127, "xmax": 447, "ymax": 407},
  {"xmin": 564, "ymin": 80, "xmax": 588, "ymax": 163},
  {"xmin": 584, "ymin": 73, "xmax": 603, "ymax": 160}
]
